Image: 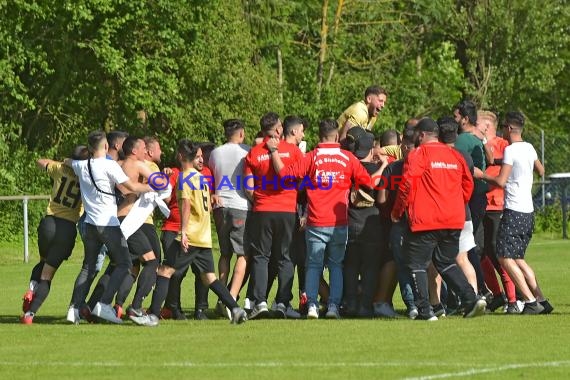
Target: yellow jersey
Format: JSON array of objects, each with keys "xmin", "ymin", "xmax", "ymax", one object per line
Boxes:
[
  {"xmin": 177, "ymin": 168, "xmax": 212, "ymax": 248},
  {"xmin": 337, "ymin": 100, "xmax": 376, "ymax": 130},
  {"xmin": 46, "ymin": 162, "xmax": 82, "ymax": 223},
  {"xmin": 382, "ymin": 145, "xmax": 403, "ymax": 160}
]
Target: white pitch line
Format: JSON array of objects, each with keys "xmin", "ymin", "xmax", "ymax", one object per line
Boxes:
[
  {"xmin": 0, "ymin": 360, "xmax": 465, "ymax": 369},
  {"xmin": 402, "ymin": 361, "xmax": 570, "ymax": 380}
]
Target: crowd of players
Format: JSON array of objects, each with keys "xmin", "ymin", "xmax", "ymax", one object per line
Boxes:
[{"xmin": 19, "ymin": 85, "xmax": 554, "ymax": 325}]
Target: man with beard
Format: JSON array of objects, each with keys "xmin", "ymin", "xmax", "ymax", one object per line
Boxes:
[{"xmin": 338, "ymin": 85, "xmax": 388, "ymax": 142}]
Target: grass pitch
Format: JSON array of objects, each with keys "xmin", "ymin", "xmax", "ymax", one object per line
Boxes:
[{"xmin": 1, "ymin": 237, "xmax": 569, "ymax": 379}]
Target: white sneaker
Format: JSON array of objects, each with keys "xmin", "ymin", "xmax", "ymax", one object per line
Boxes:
[
  {"xmin": 373, "ymin": 302, "xmax": 398, "ymax": 318},
  {"xmin": 130, "ymin": 312, "xmax": 159, "ymax": 327},
  {"xmin": 325, "ymin": 304, "xmax": 340, "ymax": 319},
  {"xmin": 307, "ymin": 304, "xmax": 319, "ymax": 319},
  {"xmin": 216, "ymin": 300, "xmax": 232, "ymax": 320},
  {"xmin": 244, "ymin": 298, "xmax": 255, "ymax": 312},
  {"xmin": 93, "ymin": 302, "xmax": 122, "ymax": 324},
  {"xmin": 407, "ymin": 306, "xmax": 419, "ymax": 320},
  {"xmin": 66, "ymin": 306, "xmax": 80, "ymax": 324}
]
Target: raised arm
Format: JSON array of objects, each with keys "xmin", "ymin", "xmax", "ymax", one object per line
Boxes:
[{"xmin": 37, "ymin": 158, "xmax": 57, "ymax": 170}]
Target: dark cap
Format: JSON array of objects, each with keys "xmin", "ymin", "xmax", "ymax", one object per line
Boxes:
[
  {"xmin": 415, "ymin": 117, "xmax": 439, "ymax": 133},
  {"xmin": 353, "ymin": 131, "xmax": 375, "ymax": 159}
]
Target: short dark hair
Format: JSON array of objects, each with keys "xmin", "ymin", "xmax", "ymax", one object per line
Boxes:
[
  {"xmin": 199, "ymin": 142, "xmax": 216, "ymax": 160},
  {"xmin": 260, "ymin": 112, "xmax": 280, "ymax": 134},
  {"xmin": 283, "ymin": 115, "xmax": 305, "ymax": 136},
  {"xmin": 223, "ymin": 119, "xmax": 245, "ymax": 140},
  {"xmin": 318, "ymin": 119, "xmax": 338, "ymax": 140},
  {"xmin": 401, "ymin": 126, "xmax": 415, "ymax": 146},
  {"xmin": 87, "ymin": 131, "xmax": 107, "ymax": 154},
  {"xmin": 71, "ymin": 145, "xmax": 89, "ymax": 160},
  {"xmin": 504, "ymin": 111, "xmax": 525, "ymax": 129},
  {"xmin": 364, "ymin": 85, "xmax": 388, "ymax": 99},
  {"xmin": 107, "ymin": 131, "xmax": 129, "ymax": 148},
  {"xmin": 457, "ymin": 100, "xmax": 478, "ymax": 125},
  {"xmin": 177, "ymin": 139, "xmax": 200, "ymax": 162},
  {"xmin": 143, "ymin": 136, "xmax": 159, "ymax": 148},
  {"xmin": 415, "ymin": 117, "xmax": 439, "ymax": 135},
  {"xmin": 437, "ymin": 116, "xmax": 459, "ymax": 144},
  {"xmin": 122, "ymin": 136, "xmax": 142, "ymax": 156},
  {"xmin": 380, "ymin": 129, "xmax": 399, "ymax": 147},
  {"xmin": 404, "ymin": 118, "xmax": 419, "ymax": 132}
]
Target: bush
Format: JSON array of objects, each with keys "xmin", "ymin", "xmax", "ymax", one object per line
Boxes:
[
  {"xmin": 0, "ymin": 143, "xmax": 51, "ymax": 242},
  {"xmin": 534, "ymin": 202, "xmax": 568, "ymax": 236}
]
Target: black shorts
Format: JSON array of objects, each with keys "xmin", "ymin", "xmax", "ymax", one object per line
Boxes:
[
  {"xmin": 37, "ymin": 215, "xmax": 77, "ymax": 268},
  {"xmin": 119, "ymin": 217, "xmax": 161, "ymax": 262},
  {"xmin": 164, "ymin": 241, "xmax": 215, "ymax": 274},
  {"xmin": 213, "ymin": 207, "xmax": 251, "ymax": 256},
  {"xmin": 496, "ymin": 209, "xmax": 534, "ymax": 259},
  {"xmin": 160, "ymin": 230, "xmax": 178, "ymax": 256}
]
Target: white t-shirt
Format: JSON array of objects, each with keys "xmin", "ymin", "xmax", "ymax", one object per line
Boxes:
[
  {"xmin": 208, "ymin": 143, "xmax": 251, "ymax": 210},
  {"xmin": 503, "ymin": 142, "xmax": 537, "ymax": 213},
  {"xmin": 73, "ymin": 158, "xmax": 129, "ymax": 226}
]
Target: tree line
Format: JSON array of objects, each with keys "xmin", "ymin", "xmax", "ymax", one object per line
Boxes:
[{"xmin": 0, "ymin": 0, "xmax": 567, "ymax": 240}]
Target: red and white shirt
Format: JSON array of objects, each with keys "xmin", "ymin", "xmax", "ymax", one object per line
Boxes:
[
  {"xmin": 244, "ymin": 138, "xmax": 303, "ymax": 213},
  {"xmin": 279, "ymin": 142, "xmax": 372, "ymax": 227}
]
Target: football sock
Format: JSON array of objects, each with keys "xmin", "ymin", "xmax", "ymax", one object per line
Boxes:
[
  {"xmin": 210, "ymin": 279, "xmax": 239, "ymax": 309},
  {"xmin": 132, "ymin": 259, "xmax": 158, "ymax": 309},
  {"xmin": 29, "ymin": 280, "xmax": 51, "ymax": 313},
  {"xmin": 149, "ymin": 275, "xmax": 170, "ymax": 316}
]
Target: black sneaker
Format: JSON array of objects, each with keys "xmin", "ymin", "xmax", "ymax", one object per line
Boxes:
[
  {"xmin": 248, "ymin": 301, "xmax": 269, "ymax": 320},
  {"xmin": 194, "ymin": 309, "xmax": 209, "ymax": 320},
  {"xmin": 522, "ymin": 301, "xmax": 545, "ymax": 315},
  {"xmin": 506, "ymin": 302, "xmax": 522, "ymax": 314},
  {"xmin": 171, "ymin": 308, "xmax": 187, "ymax": 320},
  {"xmin": 539, "ymin": 300, "xmax": 554, "ymax": 314},
  {"xmin": 432, "ymin": 303, "xmax": 446, "ymax": 318},
  {"xmin": 486, "ymin": 293, "xmax": 507, "ymax": 312},
  {"xmin": 464, "ymin": 296, "xmax": 487, "ymax": 318}
]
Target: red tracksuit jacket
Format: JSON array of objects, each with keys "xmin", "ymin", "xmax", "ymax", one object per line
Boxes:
[{"xmin": 392, "ymin": 141, "xmax": 473, "ymax": 232}]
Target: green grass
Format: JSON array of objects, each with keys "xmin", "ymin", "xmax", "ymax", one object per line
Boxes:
[{"xmin": 1, "ymin": 237, "xmax": 570, "ymax": 379}]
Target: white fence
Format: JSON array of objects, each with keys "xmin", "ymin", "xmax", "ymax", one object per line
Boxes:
[{"xmin": 0, "ymin": 195, "xmax": 50, "ymax": 263}]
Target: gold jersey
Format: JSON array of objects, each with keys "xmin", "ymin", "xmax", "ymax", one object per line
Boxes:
[
  {"xmin": 46, "ymin": 162, "xmax": 82, "ymax": 223},
  {"xmin": 177, "ymin": 168, "xmax": 212, "ymax": 248},
  {"xmin": 337, "ymin": 100, "xmax": 377, "ymax": 130},
  {"xmin": 382, "ymin": 145, "xmax": 403, "ymax": 160}
]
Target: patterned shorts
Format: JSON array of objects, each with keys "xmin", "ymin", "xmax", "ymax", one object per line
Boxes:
[{"xmin": 496, "ymin": 209, "xmax": 534, "ymax": 259}]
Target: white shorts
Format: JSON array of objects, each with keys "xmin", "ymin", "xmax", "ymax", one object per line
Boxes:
[{"xmin": 459, "ymin": 221, "xmax": 476, "ymax": 253}]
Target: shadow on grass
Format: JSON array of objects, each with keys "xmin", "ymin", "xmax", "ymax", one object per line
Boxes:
[{"xmin": 0, "ymin": 315, "xmax": 70, "ymax": 324}]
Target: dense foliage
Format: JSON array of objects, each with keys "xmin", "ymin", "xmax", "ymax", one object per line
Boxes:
[{"xmin": 1, "ymin": 0, "xmax": 568, "ymax": 240}]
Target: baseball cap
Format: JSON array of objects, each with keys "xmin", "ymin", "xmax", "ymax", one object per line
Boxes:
[
  {"xmin": 415, "ymin": 117, "xmax": 439, "ymax": 133},
  {"xmin": 352, "ymin": 131, "xmax": 374, "ymax": 159}
]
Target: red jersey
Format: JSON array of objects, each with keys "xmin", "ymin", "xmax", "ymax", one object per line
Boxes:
[
  {"xmin": 244, "ymin": 138, "xmax": 303, "ymax": 212},
  {"xmin": 201, "ymin": 166, "xmax": 214, "ymax": 194},
  {"xmin": 392, "ymin": 141, "xmax": 473, "ymax": 232},
  {"xmin": 161, "ymin": 167, "xmax": 181, "ymax": 232},
  {"xmin": 279, "ymin": 142, "xmax": 372, "ymax": 227},
  {"xmin": 485, "ymin": 137, "xmax": 509, "ymax": 211}
]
